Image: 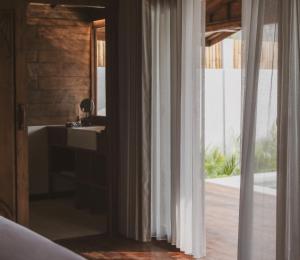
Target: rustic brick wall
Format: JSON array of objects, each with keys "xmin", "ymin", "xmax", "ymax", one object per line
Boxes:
[{"xmin": 26, "ymin": 4, "xmax": 92, "ymax": 125}]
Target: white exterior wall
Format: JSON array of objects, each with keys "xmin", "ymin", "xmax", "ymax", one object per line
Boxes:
[
  {"xmin": 205, "ymin": 69, "xmax": 241, "ymax": 154},
  {"xmin": 205, "ymin": 39, "xmax": 277, "ymax": 154}
]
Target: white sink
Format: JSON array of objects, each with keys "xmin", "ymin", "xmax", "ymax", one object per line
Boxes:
[{"xmin": 67, "ymin": 126, "xmax": 105, "ymax": 151}]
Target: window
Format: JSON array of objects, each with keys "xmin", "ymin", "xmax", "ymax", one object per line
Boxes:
[{"xmin": 92, "ymin": 19, "xmax": 106, "ymax": 116}]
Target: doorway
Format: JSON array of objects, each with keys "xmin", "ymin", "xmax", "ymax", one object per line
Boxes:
[
  {"xmin": 204, "ymin": 32, "xmax": 242, "ymax": 260},
  {"xmin": 204, "ymin": 26, "xmax": 278, "ymax": 258},
  {"xmin": 26, "ymin": 2, "xmax": 108, "ymax": 241}
]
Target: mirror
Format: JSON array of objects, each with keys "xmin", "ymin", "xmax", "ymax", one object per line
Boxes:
[{"xmin": 80, "ymin": 98, "xmax": 95, "ymax": 117}]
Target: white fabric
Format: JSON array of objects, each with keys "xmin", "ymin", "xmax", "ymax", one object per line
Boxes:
[
  {"xmin": 238, "ymin": 0, "xmax": 278, "ymax": 259},
  {"xmin": 0, "ymin": 217, "xmax": 84, "ymax": 260},
  {"xmin": 277, "ymin": 0, "xmax": 300, "ymax": 259},
  {"xmin": 150, "ymin": 0, "xmax": 206, "ymax": 258}
]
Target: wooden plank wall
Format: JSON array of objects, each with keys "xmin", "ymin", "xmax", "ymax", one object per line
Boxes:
[
  {"xmin": 233, "ymin": 40, "xmax": 278, "ymax": 69},
  {"xmin": 205, "ymin": 42, "xmax": 223, "ymax": 69},
  {"xmin": 205, "ymin": 39, "xmax": 278, "ymax": 70},
  {"xmin": 26, "ymin": 4, "xmax": 91, "ymax": 125}
]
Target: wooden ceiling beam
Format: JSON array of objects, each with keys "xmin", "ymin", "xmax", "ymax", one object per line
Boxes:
[
  {"xmin": 27, "ymin": 0, "xmax": 107, "ymax": 8},
  {"xmin": 206, "ymin": 18, "xmax": 241, "ymax": 32},
  {"xmin": 206, "ymin": 1, "xmax": 241, "ymax": 46},
  {"xmin": 206, "ymin": 31, "xmax": 236, "ymax": 46}
]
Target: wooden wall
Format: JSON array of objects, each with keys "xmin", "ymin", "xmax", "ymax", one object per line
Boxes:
[
  {"xmin": 233, "ymin": 40, "xmax": 278, "ymax": 69},
  {"xmin": 205, "ymin": 42, "xmax": 223, "ymax": 69},
  {"xmin": 26, "ymin": 4, "xmax": 92, "ymax": 125}
]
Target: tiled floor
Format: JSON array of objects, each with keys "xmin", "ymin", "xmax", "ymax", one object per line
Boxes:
[{"xmin": 30, "ymin": 198, "xmax": 106, "ymax": 240}]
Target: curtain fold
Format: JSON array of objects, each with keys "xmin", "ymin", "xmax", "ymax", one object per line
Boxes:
[
  {"xmin": 277, "ymin": 0, "xmax": 300, "ymax": 259},
  {"xmin": 238, "ymin": 1, "xmax": 265, "ymax": 258},
  {"xmin": 238, "ymin": 0, "xmax": 278, "ymax": 259},
  {"xmin": 150, "ymin": 0, "xmax": 206, "ymax": 258},
  {"xmin": 118, "ymin": 0, "xmax": 151, "ymax": 242}
]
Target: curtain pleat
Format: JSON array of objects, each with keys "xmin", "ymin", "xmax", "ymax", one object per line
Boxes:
[
  {"xmin": 118, "ymin": 0, "xmax": 151, "ymax": 242},
  {"xmin": 180, "ymin": 1, "xmax": 206, "ymax": 256},
  {"xmin": 170, "ymin": 0, "xmax": 182, "ymax": 247},
  {"xmin": 150, "ymin": 0, "xmax": 206, "ymax": 258},
  {"xmin": 141, "ymin": 0, "xmax": 152, "ymax": 243},
  {"xmin": 117, "ymin": 0, "xmax": 300, "ymax": 258},
  {"xmin": 151, "ymin": 0, "xmax": 172, "ymax": 241},
  {"xmin": 238, "ymin": 1, "xmax": 265, "ymax": 258},
  {"xmin": 277, "ymin": 0, "xmax": 300, "ymax": 259},
  {"xmin": 238, "ymin": 0, "xmax": 278, "ymax": 259}
]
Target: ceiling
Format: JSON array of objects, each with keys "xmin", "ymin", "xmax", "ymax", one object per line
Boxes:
[
  {"xmin": 206, "ymin": 0, "xmax": 241, "ymax": 46},
  {"xmin": 28, "ymin": 0, "xmax": 241, "ymax": 46}
]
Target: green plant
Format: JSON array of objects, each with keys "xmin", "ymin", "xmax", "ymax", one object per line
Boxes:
[
  {"xmin": 205, "ymin": 148, "xmax": 240, "ymax": 179},
  {"xmin": 223, "ymin": 154, "xmax": 240, "ymax": 176},
  {"xmin": 205, "ymin": 148, "xmax": 225, "ymax": 178},
  {"xmin": 254, "ymin": 124, "xmax": 277, "ymax": 173},
  {"xmin": 205, "ymin": 122, "xmax": 277, "ymax": 178}
]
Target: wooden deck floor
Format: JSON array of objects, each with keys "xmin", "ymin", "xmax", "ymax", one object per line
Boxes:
[
  {"xmin": 205, "ymin": 183, "xmax": 240, "ymax": 260},
  {"xmin": 59, "ymin": 183, "xmax": 276, "ymax": 259}
]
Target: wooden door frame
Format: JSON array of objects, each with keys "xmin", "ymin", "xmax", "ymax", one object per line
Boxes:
[
  {"xmin": 0, "ymin": 9, "xmax": 17, "ymax": 220},
  {"xmin": 15, "ymin": 0, "xmax": 29, "ymax": 226},
  {"xmin": 13, "ymin": 0, "xmax": 120, "ymax": 232},
  {"xmin": 0, "ymin": 0, "xmax": 29, "ymax": 226},
  {"xmin": 105, "ymin": 0, "xmax": 119, "ymax": 236}
]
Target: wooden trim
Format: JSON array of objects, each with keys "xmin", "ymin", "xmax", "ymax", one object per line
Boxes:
[
  {"xmin": 15, "ymin": 1, "xmax": 29, "ymax": 226},
  {"xmin": 0, "ymin": 7, "xmax": 17, "ymax": 222},
  {"xmin": 90, "ymin": 24, "xmax": 97, "ymax": 114},
  {"xmin": 93, "ymin": 19, "xmax": 105, "ymax": 28},
  {"xmin": 91, "ymin": 19, "xmax": 106, "ymax": 116}
]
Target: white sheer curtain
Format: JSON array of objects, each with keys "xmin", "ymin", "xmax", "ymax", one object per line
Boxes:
[
  {"xmin": 150, "ymin": 0, "xmax": 206, "ymax": 258},
  {"xmin": 277, "ymin": 0, "xmax": 300, "ymax": 259},
  {"xmin": 238, "ymin": 0, "xmax": 278, "ymax": 259}
]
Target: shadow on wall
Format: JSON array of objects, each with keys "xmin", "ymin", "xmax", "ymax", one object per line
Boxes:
[
  {"xmin": 28, "ymin": 126, "xmax": 75, "ymax": 195},
  {"xmin": 28, "ymin": 126, "xmax": 49, "ymax": 195}
]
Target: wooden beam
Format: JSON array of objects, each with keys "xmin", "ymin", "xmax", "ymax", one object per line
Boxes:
[
  {"xmin": 206, "ymin": 31, "xmax": 235, "ymax": 46},
  {"xmin": 27, "ymin": 0, "xmax": 107, "ymax": 8},
  {"xmin": 206, "ymin": 17, "xmax": 241, "ymax": 32}
]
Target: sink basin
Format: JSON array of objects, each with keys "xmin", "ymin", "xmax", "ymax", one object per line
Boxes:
[{"xmin": 67, "ymin": 126, "xmax": 105, "ymax": 151}]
